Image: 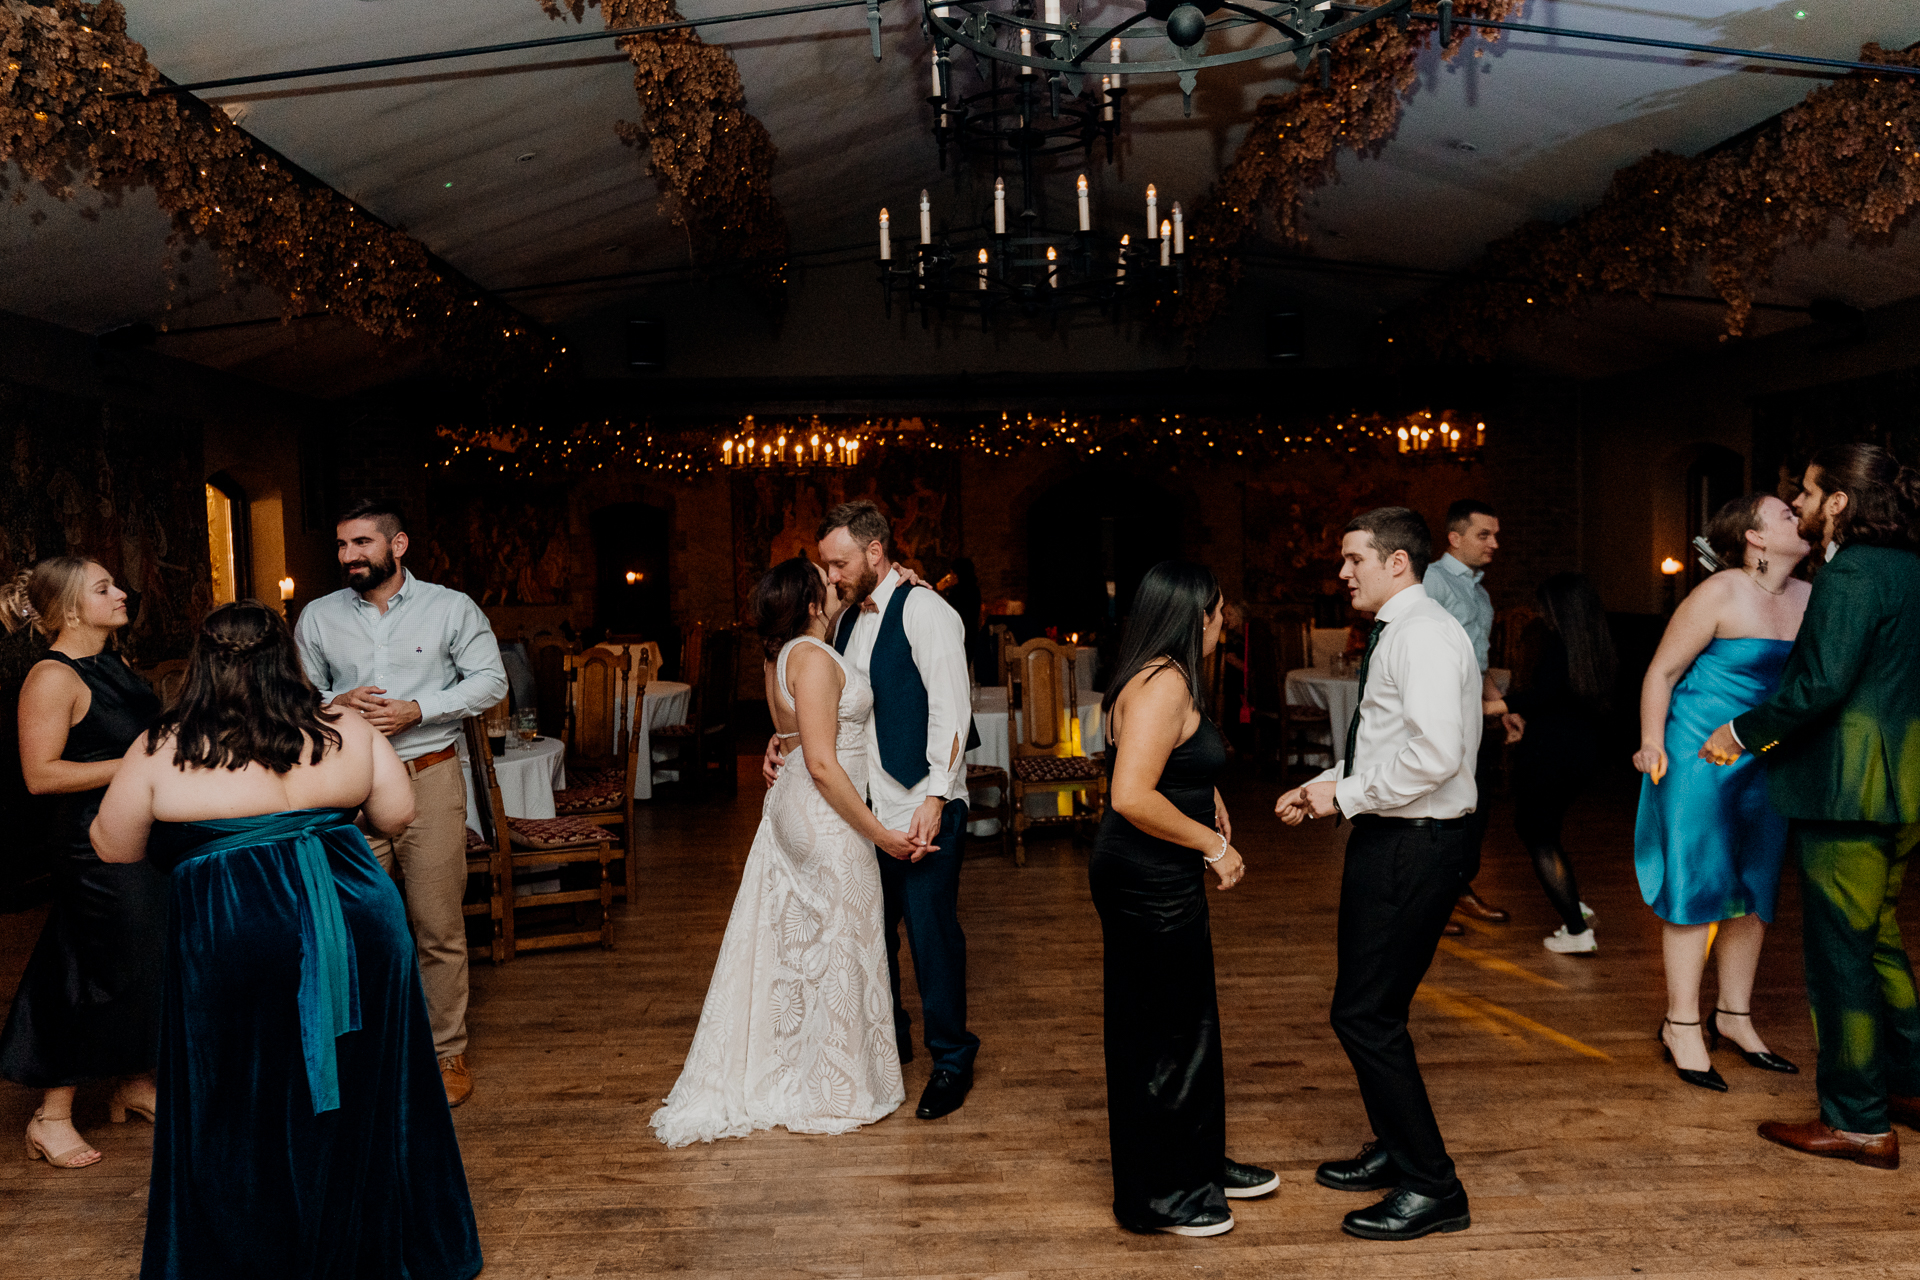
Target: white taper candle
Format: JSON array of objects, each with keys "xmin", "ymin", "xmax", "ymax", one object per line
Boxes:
[
  {"xmin": 993, "ymin": 178, "xmax": 1006, "ymax": 234},
  {"xmin": 1146, "ymin": 184, "xmax": 1157, "ymax": 239},
  {"xmin": 1076, "ymin": 174, "xmax": 1090, "ymax": 231},
  {"xmin": 919, "ymin": 190, "xmax": 931, "ymax": 245},
  {"xmin": 1160, "ymin": 221, "xmax": 1171, "ymax": 265},
  {"xmin": 1172, "ymin": 202, "xmax": 1183, "ymax": 255},
  {"xmin": 879, "ymin": 208, "xmax": 890, "ymax": 260}
]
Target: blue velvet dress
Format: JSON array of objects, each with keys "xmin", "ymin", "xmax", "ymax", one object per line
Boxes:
[
  {"xmin": 141, "ymin": 808, "xmax": 481, "ymax": 1280},
  {"xmin": 1632, "ymin": 638, "xmax": 1793, "ymax": 926}
]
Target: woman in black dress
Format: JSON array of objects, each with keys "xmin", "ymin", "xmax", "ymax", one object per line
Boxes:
[
  {"xmin": 0, "ymin": 558, "xmax": 168, "ymax": 1167},
  {"xmin": 1486, "ymin": 572, "xmax": 1618, "ymax": 954},
  {"xmin": 1092, "ymin": 560, "xmax": 1276, "ymax": 1237}
]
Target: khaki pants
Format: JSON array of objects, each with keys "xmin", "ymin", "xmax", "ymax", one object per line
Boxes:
[{"xmin": 367, "ymin": 756, "xmax": 469, "ymax": 1061}]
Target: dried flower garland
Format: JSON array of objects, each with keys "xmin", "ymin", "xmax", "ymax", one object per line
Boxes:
[
  {"xmin": 1388, "ymin": 41, "xmax": 1920, "ymax": 360},
  {"xmin": 1179, "ymin": 2, "xmax": 1526, "ymax": 333},
  {"xmin": 434, "ymin": 407, "xmax": 1486, "ymax": 480},
  {"xmin": 539, "ymin": 0, "xmax": 788, "ymax": 304},
  {"xmin": 0, "ymin": 0, "xmax": 560, "ymax": 373}
]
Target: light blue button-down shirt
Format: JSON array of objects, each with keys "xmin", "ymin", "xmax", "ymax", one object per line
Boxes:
[
  {"xmin": 294, "ymin": 569, "xmax": 507, "ymax": 762},
  {"xmin": 1422, "ymin": 552, "xmax": 1493, "ymax": 673}
]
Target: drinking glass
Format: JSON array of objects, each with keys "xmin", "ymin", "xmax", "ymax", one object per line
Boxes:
[{"xmin": 514, "ymin": 709, "xmax": 539, "ymax": 748}]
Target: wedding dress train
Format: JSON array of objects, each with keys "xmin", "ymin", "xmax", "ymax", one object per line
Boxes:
[{"xmin": 651, "ymin": 636, "xmax": 904, "ymax": 1146}]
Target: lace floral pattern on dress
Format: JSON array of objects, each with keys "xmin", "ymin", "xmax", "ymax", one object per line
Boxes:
[{"xmin": 650, "ymin": 636, "xmax": 904, "ymax": 1146}]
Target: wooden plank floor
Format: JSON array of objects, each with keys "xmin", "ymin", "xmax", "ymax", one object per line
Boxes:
[{"xmin": 3, "ymin": 763, "xmax": 1916, "ymax": 1279}]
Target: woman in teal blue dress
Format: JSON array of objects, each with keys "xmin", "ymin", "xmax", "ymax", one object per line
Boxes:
[
  {"xmin": 1634, "ymin": 494, "xmax": 1809, "ymax": 1091},
  {"xmin": 91, "ymin": 601, "xmax": 481, "ymax": 1280}
]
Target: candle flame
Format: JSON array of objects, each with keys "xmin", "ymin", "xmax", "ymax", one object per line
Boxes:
[
  {"xmin": 1077, "ymin": 174, "xmax": 1088, "ymax": 194},
  {"xmin": 1661, "ymin": 557, "xmax": 1684, "ymax": 575},
  {"xmin": 978, "ymin": 248, "xmax": 989, "ymax": 263}
]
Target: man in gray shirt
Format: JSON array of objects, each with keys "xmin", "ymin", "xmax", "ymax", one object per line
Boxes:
[
  {"xmin": 1422, "ymin": 499, "xmax": 1510, "ymax": 930},
  {"xmin": 295, "ymin": 498, "xmax": 506, "ymax": 1108}
]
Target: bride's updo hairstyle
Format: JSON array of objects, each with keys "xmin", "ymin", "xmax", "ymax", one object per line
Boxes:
[
  {"xmin": 1101, "ymin": 559, "xmax": 1222, "ymax": 723},
  {"xmin": 0, "ymin": 556, "xmax": 99, "ymax": 642},
  {"xmin": 147, "ymin": 599, "xmax": 342, "ymax": 772},
  {"xmin": 752, "ymin": 556, "xmax": 828, "ymax": 661}
]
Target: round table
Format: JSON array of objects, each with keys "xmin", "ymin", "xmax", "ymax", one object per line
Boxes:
[
  {"xmin": 463, "ymin": 735, "xmax": 566, "ymax": 834},
  {"xmin": 965, "ymin": 686, "xmax": 1105, "ymax": 835},
  {"xmin": 1285, "ymin": 668, "xmax": 1358, "ymax": 766},
  {"xmin": 629, "ymin": 679, "xmax": 694, "ymax": 799}
]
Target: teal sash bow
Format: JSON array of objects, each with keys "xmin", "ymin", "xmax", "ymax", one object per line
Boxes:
[{"xmin": 176, "ymin": 809, "xmax": 363, "ymax": 1115}]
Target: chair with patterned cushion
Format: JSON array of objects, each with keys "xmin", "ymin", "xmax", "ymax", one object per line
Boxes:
[
  {"xmin": 1006, "ymin": 637, "xmax": 1106, "ymax": 865},
  {"xmin": 464, "ymin": 717, "xmax": 614, "ymax": 959},
  {"xmin": 458, "ymin": 807, "xmax": 508, "ymax": 965}
]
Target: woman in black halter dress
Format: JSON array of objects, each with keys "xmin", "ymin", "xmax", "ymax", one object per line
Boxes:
[
  {"xmin": 1, "ymin": 558, "xmax": 168, "ymax": 1168},
  {"xmin": 1091, "ymin": 561, "xmax": 1276, "ymax": 1237}
]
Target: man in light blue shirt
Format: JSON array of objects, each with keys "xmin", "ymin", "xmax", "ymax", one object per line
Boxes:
[
  {"xmin": 1423, "ymin": 499, "xmax": 1509, "ymax": 928},
  {"xmin": 295, "ymin": 499, "xmax": 506, "ymax": 1108}
]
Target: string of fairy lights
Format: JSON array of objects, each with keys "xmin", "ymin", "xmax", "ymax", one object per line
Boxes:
[{"xmin": 431, "ymin": 409, "xmax": 1486, "ymax": 480}]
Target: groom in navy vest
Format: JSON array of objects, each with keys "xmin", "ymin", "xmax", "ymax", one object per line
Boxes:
[{"xmin": 818, "ymin": 500, "xmax": 981, "ymax": 1119}]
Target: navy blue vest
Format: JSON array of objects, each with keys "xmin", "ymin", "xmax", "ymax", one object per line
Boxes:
[{"xmin": 837, "ymin": 583, "xmax": 930, "ymax": 787}]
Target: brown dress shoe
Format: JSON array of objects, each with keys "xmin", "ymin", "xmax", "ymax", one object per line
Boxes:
[
  {"xmin": 1454, "ymin": 891, "xmax": 1510, "ymax": 924},
  {"xmin": 440, "ymin": 1054, "xmax": 474, "ymax": 1109},
  {"xmin": 1889, "ymin": 1095, "xmax": 1920, "ymax": 1129},
  {"xmin": 1442, "ymin": 920, "xmax": 1465, "ymax": 936},
  {"xmin": 1757, "ymin": 1118, "xmax": 1897, "ymax": 1169}
]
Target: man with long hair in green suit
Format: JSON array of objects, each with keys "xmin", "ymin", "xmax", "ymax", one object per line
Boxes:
[{"xmin": 1701, "ymin": 443, "xmax": 1920, "ymax": 1170}]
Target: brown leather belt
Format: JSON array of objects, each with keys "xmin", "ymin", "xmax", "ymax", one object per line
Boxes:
[{"xmin": 405, "ymin": 745, "xmax": 459, "ymax": 775}]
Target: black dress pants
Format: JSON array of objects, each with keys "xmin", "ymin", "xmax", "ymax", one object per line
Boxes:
[{"xmin": 1330, "ymin": 818, "xmax": 1470, "ymax": 1198}]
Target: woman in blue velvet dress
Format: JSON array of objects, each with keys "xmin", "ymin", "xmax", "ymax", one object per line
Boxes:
[
  {"xmin": 1633, "ymin": 494, "xmax": 1809, "ymax": 1091},
  {"xmin": 90, "ymin": 600, "xmax": 481, "ymax": 1280}
]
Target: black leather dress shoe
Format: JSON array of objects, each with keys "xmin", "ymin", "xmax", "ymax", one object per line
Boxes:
[
  {"xmin": 916, "ymin": 1070, "xmax": 972, "ymax": 1120},
  {"xmin": 1315, "ymin": 1142, "xmax": 1396, "ymax": 1193},
  {"xmin": 1341, "ymin": 1186, "xmax": 1471, "ymax": 1241},
  {"xmin": 1223, "ymin": 1158, "xmax": 1280, "ymax": 1198}
]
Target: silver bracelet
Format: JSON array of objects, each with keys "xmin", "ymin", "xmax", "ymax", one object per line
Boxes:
[{"xmin": 1204, "ymin": 834, "xmax": 1228, "ymax": 865}]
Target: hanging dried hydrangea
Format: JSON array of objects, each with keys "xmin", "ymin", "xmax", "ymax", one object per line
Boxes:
[
  {"xmin": 0, "ymin": 0, "xmax": 561, "ymax": 376},
  {"xmin": 540, "ymin": 0, "xmax": 789, "ymax": 306},
  {"xmin": 1387, "ymin": 41, "xmax": 1920, "ymax": 360}
]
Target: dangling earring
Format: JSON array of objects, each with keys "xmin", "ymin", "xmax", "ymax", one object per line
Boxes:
[{"xmin": 1755, "ymin": 556, "xmax": 1769, "ymax": 575}]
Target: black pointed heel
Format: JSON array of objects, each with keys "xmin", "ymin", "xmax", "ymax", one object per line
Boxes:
[
  {"xmin": 1659, "ymin": 1018, "xmax": 1728, "ymax": 1092},
  {"xmin": 1711, "ymin": 1009, "xmax": 1800, "ymax": 1074}
]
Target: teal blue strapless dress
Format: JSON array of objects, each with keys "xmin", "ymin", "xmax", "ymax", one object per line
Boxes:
[
  {"xmin": 1633, "ymin": 638, "xmax": 1793, "ymax": 926},
  {"xmin": 140, "ymin": 808, "xmax": 481, "ymax": 1280}
]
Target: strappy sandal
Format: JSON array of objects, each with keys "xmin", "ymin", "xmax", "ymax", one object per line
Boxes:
[
  {"xmin": 109, "ymin": 1078, "xmax": 157, "ymax": 1124},
  {"xmin": 25, "ymin": 1110, "xmax": 102, "ymax": 1168}
]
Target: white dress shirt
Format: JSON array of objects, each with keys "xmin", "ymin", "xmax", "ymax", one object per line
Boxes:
[
  {"xmin": 295, "ymin": 569, "xmax": 508, "ymax": 763},
  {"xmin": 1422, "ymin": 552, "xmax": 1493, "ymax": 672},
  {"xmin": 1312, "ymin": 584, "xmax": 1481, "ymax": 820},
  {"xmin": 839, "ymin": 571, "xmax": 973, "ymax": 829}
]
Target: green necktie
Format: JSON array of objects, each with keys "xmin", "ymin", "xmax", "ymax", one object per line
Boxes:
[{"xmin": 1343, "ymin": 620, "xmax": 1388, "ymax": 777}]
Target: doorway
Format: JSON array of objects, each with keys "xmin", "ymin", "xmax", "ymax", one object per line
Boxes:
[
  {"xmin": 590, "ymin": 503, "xmax": 672, "ymax": 651},
  {"xmin": 1685, "ymin": 446, "xmax": 1745, "ymax": 586}
]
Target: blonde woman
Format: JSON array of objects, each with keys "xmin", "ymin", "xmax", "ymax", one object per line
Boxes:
[{"xmin": 0, "ymin": 558, "xmax": 167, "ymax": 1167}]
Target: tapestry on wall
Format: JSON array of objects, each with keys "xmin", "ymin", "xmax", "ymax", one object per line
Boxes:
[
  {"xmin": 410, "ymin": 488, "xmax": 574, "ymax": 607},
  {"xmin": 730, "ymin": 456, "xmax": 962, "ymax": 622},
  {"xmin": 0, "ymin": 380, "xmax": 211, "ymax": 666}
]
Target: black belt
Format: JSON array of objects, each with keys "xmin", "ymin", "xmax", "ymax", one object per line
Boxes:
[{"xmin": 1349, "ymin": 814, "xmax": 1470, "ymax": 830}]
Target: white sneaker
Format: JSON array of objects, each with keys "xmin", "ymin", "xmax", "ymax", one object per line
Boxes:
[
  {"xmin": 1580, "ymin": 901, "xmax": 1596, "ymax": 922},
  {"xmin": 1544, "ymin": 926, "xmax": 1597, "ymax": 954}
]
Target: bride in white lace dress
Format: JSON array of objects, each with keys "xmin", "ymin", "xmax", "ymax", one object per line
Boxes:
[{"xmin": 652, "ymin": 558, "xmax": 910, "ymax": 1146}]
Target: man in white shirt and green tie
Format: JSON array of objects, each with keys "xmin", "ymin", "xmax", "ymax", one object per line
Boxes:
[
  {"xmin": 295, "ymin": 499, "xmax": 507, "ymax": 1109},
  {"xmin": 1277, "ymin": 506, "xmax": 1481, "ymax": 1243}
]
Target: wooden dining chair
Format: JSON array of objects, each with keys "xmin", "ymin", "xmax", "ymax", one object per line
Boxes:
[
  {"xmin": 565, "ymin": 647, "xmax": 627, "ymax": 766},
  {"xmin": 1005, "ymin": 637, "xmax": 1105, "ymax": 866},
  {"xmin": 529, "ymin": 634, "xmax": 573, "ymax": 740},
  {"xmin": 1277, "ymin": 619, "xmax": 1334, "ymax": 782},
  {"xmin": 653, "ymin": 628, "xmax": 738, "ymax": 798},
  {"xmin": 964, "ymin": 764, "xmax": 1013, "ymax": 861},
  {"xmin": 680, "ymin": 622, "xmax": 706, "ymax": 686},
  {"xmin": 463, "ymin": 716, "xmax": 615, "ymax": 959},
  {"xmin": 456, "ymin": 719, "xmax": 509, "ymax": 965}
]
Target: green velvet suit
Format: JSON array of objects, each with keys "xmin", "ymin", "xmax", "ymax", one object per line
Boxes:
[{"xmin": 1734, "ymin": 542, "xmax": 1920, "ymax": 1133}]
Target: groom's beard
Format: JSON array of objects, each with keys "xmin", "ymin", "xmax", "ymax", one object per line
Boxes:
[
  {"xmin": 1795, "ymin": 503, "xmax": 1828, "ymax": 547},
  {"xmin": 841, "ymin": 563, "xmax": 881, "ymax": 609}
]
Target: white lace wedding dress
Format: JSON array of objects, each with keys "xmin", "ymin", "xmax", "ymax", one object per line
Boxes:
[{"xmin": 651, "ymin": 636, "xmax": 905, "ymax": 1146}]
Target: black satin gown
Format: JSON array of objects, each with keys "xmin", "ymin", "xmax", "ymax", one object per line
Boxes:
[
  {"xmin": 141, "ymin": 808, "xmax": 481, "ymax": 1280},
  {"xmin": 1089, "ymin": 716, "xmax": 1229, "ymax": 1231},
  {"xmin": 0, "ymin": 649, "xmax": 167, "ymax": 1088}
]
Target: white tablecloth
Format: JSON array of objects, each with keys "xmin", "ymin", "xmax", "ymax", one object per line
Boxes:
[
  {"xmin": 463, "ymin": 735, "xmax": 566, "ymax": 835},
  {"xmin": 628, "ymin": 679, "xmax": 694, "ymax": 800},
  {"xmin": 1285, "ymin": 668, "xmax": 1357, "ymax": 765},
  {"xmin": 965, "ymin": 686, "xmax": 1105, "ymax": 834}
]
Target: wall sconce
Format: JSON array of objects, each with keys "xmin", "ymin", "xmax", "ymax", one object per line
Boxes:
[
  {"xmin": 625, "ymin": 571, "xmax": 644, "ymax": 585},
  {"xmin": 1660, "ymin": 558, "xmax": 1683, "ymax": 576}
]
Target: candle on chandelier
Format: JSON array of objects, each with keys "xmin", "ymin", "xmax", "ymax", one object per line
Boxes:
[
  {"xmin": 1047, "ymin": 245, "xmax": 1059, "ymax": 288},
  {"xmin": 1019, "ymin": 26, "xmax": 1033, "ymax": 73},
  {"xmin": 1076, "ymin": 174, "xmax": 1090, "ymax": 231},
  {"xmin": 1146, "ymin": 184, "xmax": 1157, "ymax": 239},
  {"xmin": 1117, "ymin": 234, "xmax": 1129, "ymax": 282},
  {"xmin": 993, "ymin": 178, "xmax": 1006, "ymax": 234},
  {"xmin": 978, "ymin": 248, "xmax": 989, "ymax": 290},
  {"xmin": 1160, "ymin": 222, "xmax": 1171, "ymax": 266},
  {"xmin": 1171, "ymin": 202, "xmax": 1184, "ymax": 255},
  {"xmin": 811, "ymin": 433, "xmax": 821, "ymax": 461},
  {"xmin": 1044, "ymin": 0, "xmax": 1060, "ymax": 27},
  {"xmin": 879, "ymin": 208, "xmax": 891, "ymax": 260},
  {"xmin": 723, "ymin": 439, "xmax": 735, "ymax": 465},
  {"xmin": 919, "ymin": 190, "xmax": 932, "ymax": 245},
  {"xmin": 1101, "ymin": 74, "xmax": 1113, "ymax": 121},
  {"xmin": 932, "ymin": 57, "xmax": 942, "ymax": 99},
  {"xmin": 1109, "ymin": 37, "xmax": 1122, "ymax": 88}
]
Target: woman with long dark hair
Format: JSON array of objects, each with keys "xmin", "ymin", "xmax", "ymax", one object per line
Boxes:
[
  {"xmin": 1487, "ymin": 572, "xmax": 1618, "ymax": 954},
  {"xmin": 90, "ymin": 601, "xmax": 481, "ymax": 1280},
  {"xmin": 1633, "ymin": 493, "xmax": 1810, "ymax": 1090},
  {"xmin": 1092, "ymin": 560, "xmax": 1275, "ymax": 1238},
  {"xmin": 0, "ymin": 557, "xmax": 166, "ymax": 1169}
]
